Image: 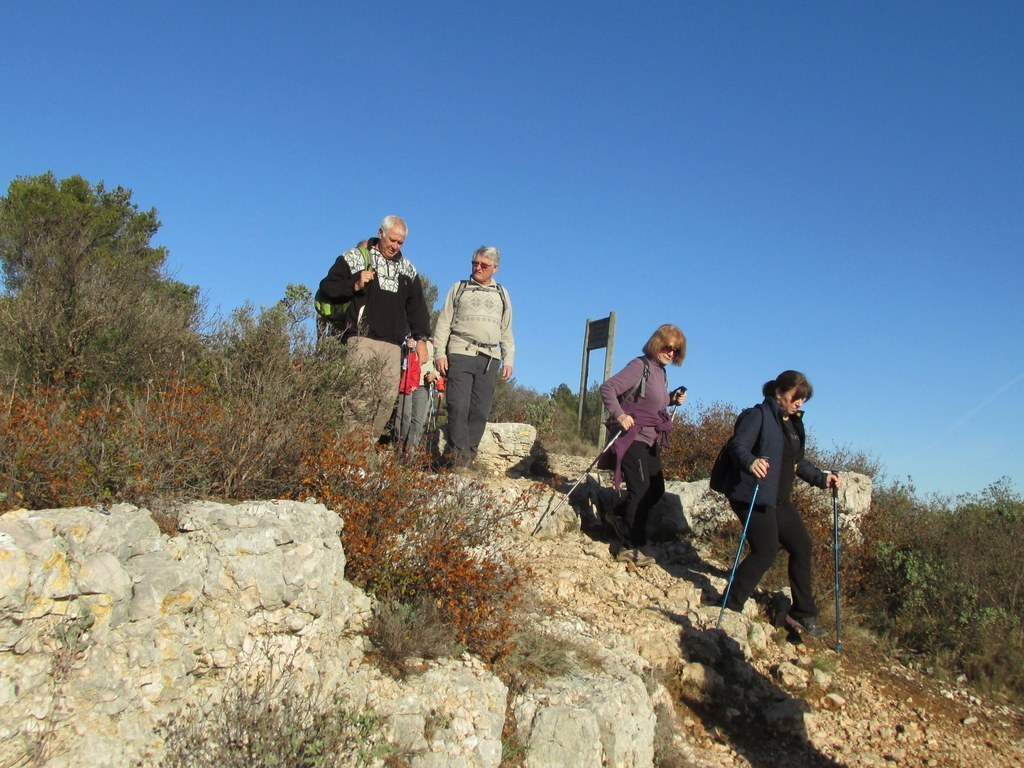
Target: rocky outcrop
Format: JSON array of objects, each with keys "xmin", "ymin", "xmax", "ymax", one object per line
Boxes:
[
  {"xmin": 518, "ymin": 503, "xmax": 1024, "ymax": 768},
  {"xmin": 438, "ymin": 422, "xmax": 541, "ymax": 477},
  {"xmin": 0, "ymin": 501, "xmax": 371, "ymax": 766},
  {"xmin": 0, "ymin": 499, "xmax": 664, "ymax": 767},
  {"xmin": 474, "ymin": 423, "xmax": 541, "ymax": 477}
]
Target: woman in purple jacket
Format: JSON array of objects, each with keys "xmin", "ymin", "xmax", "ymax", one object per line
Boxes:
[{"xmin": 600, "ymin": 324, "xmax": 688, "ymax": 567}]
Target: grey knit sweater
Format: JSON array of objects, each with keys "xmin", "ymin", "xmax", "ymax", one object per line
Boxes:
[{"xmin": 434, "ymin": 280, "xmax": 515, "ymax": 367}]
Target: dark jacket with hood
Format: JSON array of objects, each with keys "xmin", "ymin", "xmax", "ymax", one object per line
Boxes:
[
  {"xmin": 318, "ymin": 237, "xmax": 431, "ymax": 346},
  {"xmin": 726, "ymin": 397, "xmax": 829, "ymax": 507}
]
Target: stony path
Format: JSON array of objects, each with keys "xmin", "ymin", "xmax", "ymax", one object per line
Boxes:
[{"xmin": 519, "ymin": 518, "xmax": 1024, "ymax": 768}]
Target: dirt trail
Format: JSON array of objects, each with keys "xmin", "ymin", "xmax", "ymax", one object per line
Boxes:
[{"xmin": 519, "ymin": 461, "xmax": 1024, "ymax": 768}]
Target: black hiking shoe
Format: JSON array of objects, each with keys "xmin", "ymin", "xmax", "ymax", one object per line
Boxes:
[
  {"xmin": 602, "ymin": 511, "xmax": 630, "ymax": 543},
  {"xmin": 785, "ymin": 614, "xmax": 828, "ymax": 639},
  {"xmin": 769, "ymin": 594, "xmax": 793, "ymax": 628}
]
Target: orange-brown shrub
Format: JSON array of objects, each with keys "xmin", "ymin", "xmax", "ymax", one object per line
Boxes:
[
  {"xmin": 0, "ymin": 286, "xmax": 365, "ymax": 510},
  {"xmin": 663, "ymin": 401, "xmax": 738, "ymax": 482},
  {"xmin": 1, "ymin": 386, "xmax": 97, "ymax": 509},
  {"xmin": 299, "ymin": 435, "xmax": 529, "ymax": 661},
  {"xmin": 0, "ymin": 378, "xmax": 225, "ymax": 510},
  {"xmin": 0, "ymin": 370, "xmax": 339, "ymax": 511}
]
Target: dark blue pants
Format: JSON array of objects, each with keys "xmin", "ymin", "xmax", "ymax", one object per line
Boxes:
[{"xmin": 726, "ymin": 498, "xmax": 818, "ymax": 620}]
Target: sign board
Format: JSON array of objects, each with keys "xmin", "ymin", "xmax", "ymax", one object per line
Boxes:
[
  {"xmin": 586, "ymin": 317, "xmax": 610, "ymax": 350},
  {"xmin": 578, "ymin": 313, "xmax": 616, "ymax": 446}
]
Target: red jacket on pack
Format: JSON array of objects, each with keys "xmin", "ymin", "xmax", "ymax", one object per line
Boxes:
[{"xmin": 399, "ymin": 350, "xmax": 422, "ymax": 395}]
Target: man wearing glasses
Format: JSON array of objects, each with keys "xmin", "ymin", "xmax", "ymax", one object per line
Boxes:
[
  {"xmin": 317, "ymin": 215, "xmax": 431, "ymax": 441},
  {"xmin": 434, "ymin": 246, "xmax": 515, "ymax": 469}
]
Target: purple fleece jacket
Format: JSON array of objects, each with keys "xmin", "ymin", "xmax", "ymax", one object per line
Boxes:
[{"xmin": 599, "ymin": 356, "xmax": 673, "ymax": 487}]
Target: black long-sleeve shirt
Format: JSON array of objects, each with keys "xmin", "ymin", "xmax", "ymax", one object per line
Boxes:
[{"xmin": 318, "ymin": 241, "xmax": 431, "ymax": 345}]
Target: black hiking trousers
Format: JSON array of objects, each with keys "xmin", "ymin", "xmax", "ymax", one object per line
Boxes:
[
  {"xmin": 616, "ymin": 441, "xmax": 664, "ymax": 548},
  {"xmin": 726, "ymin": 498, "xmax": 818, "ymax": 621},
  {"xmin": 444, "ymin": 352, "xmax": 499, "ymax": 466}
]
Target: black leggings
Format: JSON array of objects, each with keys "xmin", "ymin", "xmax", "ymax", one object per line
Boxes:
[
  {"xmin": 726, "ymin": 497, "xmax": 818, "ymax": 620},
  {"xmin": 617, "ymin": 441, "xmax": 664, "ymax": 547}
]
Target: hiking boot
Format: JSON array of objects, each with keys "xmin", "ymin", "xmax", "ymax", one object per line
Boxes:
[
  {"xmin": 603, "ymin": 511, "xmax": 630, "ymax": 543},
  {"xmin": 785, "ymin": 614, "xmax": 828, "ymax": 639},
  {"xmin": 615, "ymin": 548, "xmax": 655, "ymax": 568}
]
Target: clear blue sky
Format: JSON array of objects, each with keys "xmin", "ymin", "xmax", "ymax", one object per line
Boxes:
[{"xmin": 3, "ymin": 1, "xmax": 1022, "ymax": 498}]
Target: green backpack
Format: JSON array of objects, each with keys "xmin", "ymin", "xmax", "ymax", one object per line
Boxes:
[{"xmin": 314, "ymin": 245, "xmax": 371, "ymax": 326}]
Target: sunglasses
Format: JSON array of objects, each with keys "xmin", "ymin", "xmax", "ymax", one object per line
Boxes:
[
  {"xmin": 661, "ymin": 345, "xmax": 681, "ymax": 357},
  {"xmin": 471, "ymin": 261, "xmax": 494, "ymax": 269}
]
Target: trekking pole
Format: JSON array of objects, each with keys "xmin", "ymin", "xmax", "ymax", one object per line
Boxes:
[
  {"xmin": 394, "ymin": 349, "xmax": 409, "ymax": 450},
  {"xmin": 669, "ymin": 385, "xmax": 687, "ymax": 423},
  {"xmin": 717, "ymin": 455, "xmax": 768, "ymax": 629},
  {"xmin": 833, "ymin": 478, "xmax": 842, "ymax": 654},
  {"xmin": 531, "ymin": 432, "xmax": 622, "ymax": 536},
  {"xmin": 716, "ymin": 483, "xmax": 757, "ymax": 626},
  {"xmin": 427, "ymin": 381, "xmax": 437, "ymax": 432}
]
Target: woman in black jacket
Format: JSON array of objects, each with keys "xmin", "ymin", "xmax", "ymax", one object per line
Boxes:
[{"xmin": 724, "ymin": 370, "xmax": 840, "ymax": 638}]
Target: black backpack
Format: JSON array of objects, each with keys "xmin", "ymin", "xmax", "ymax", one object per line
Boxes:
[
  {"xmin": 623, "ymin": 357, "xmax": 649, "ymax": 402},
  {"xmin": 709, "ymin": 404, "xmax": 767, "ymax": 494}
]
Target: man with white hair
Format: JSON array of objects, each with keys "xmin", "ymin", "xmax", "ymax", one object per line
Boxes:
[
  {"xmin": 434, "ymin": 246, "xmax": 515, "ymax": 468},
  {"xmin": 318, "ymin": 215, "xmax": 431, "ymax": 440}
]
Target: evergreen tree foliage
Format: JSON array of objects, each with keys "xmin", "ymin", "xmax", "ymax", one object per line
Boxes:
[{"xmin": 0, "ymin": 172, "xmax": 201, "ymax": 391}]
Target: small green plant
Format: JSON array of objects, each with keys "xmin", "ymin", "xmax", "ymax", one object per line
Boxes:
[
  {"xmin": 422, "ymin": 708, "xmax": 454, "ymax": 742},
  {"xmin": 493, "ymin": 628, "xmax": 580, "ymax": 691},
  {"xmin": 811, "ymin": 653, "xmax": 838, "ymax": 676},
  {"xmin": 159, "ymin": 655, "xmax": 402, "ymax": 768},
  {"xmin": 491, "ymin": 629, "xmax": 610, "ymax": 766},
  {"xmin": 368, "ymin": 598, "xmax": 463, "ymax": 677},
  {"xmin": 499, "ymin": 729, "xmax": 529, "ymax": 768}
]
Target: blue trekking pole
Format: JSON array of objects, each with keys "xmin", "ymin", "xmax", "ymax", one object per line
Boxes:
[
  {"xmin": 833, "ymin": 480, "xmax": 842, "ymax": 653},
  {"xmin": 717, "ymin": 482, "xmax": 760, "ymax": 628}
]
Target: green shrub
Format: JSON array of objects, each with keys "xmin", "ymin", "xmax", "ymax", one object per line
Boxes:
[
  {"xmin": 489, "ymin": 378, "xmax": 582, "ymax": 446},
  {"xmin": 200, "ymin": 292, "xmax": 360, "ymax": 499},
  {"xmin": 0, "ymin": 172, "xmax": 202, "ymax": 393},
  {"xmin": 843, "ymin": 478, "xmax": 1024, "ymax": 699}
]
